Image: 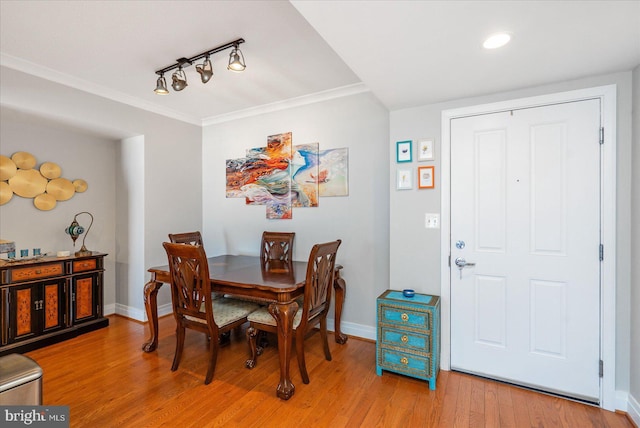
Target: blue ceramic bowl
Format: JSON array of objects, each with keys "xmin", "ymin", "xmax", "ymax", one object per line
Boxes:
[{"xmin": 402, "ymin": 289, "xmax": 415, "ymax": 298}]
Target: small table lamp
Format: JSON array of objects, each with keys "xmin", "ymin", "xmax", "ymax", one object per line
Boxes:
[{"xmin": 64, "ymin": 211, "xmax": 93, "ymax": 256}]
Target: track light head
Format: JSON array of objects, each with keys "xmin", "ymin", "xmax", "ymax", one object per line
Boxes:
[
  {"xmin": 196, "ymin": 56, "xmax": 213, "ymax": 84},
  {"xmin": 227, "ymin": 45, "xmax": 246, "ymax": 72},
  {"xmin": 154, "ymin": 74, "xmax": 169, "ymax": 95},
  {"xmin": 171, "ymin": 67, "xmax": 188, "ymax": 91}
]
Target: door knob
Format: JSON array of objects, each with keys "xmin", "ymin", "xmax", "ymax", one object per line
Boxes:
[
  {"xmin": 455, "ymin": 257, "xmax": 476, "ymax": 268},
  {"xmin": 455, "ymin": 257, "xmax": 476, "ymax": 279}
]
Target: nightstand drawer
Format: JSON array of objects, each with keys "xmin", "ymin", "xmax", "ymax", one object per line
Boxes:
[
  {"xmin": 378, "ymin": 348, "xmax": 433, "ymax": 378},
  {"xmin": 378, "ymin": 304, "xmax": 431, "ymax": 331},
  {"xmin": 379, "ymin": 326, "xmax": 431, "ymax": 352}
]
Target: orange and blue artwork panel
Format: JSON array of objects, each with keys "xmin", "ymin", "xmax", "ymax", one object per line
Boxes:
[{"xmin": 291, "ymin": 142, "xmax": 319, "ymax": 207}]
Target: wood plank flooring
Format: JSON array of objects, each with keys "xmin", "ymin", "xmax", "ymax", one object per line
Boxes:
[{"xmin": 25, "ymin": 315, "xmax": 634, "ymax": 428}]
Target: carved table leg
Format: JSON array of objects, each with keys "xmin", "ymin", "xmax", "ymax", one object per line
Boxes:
[
  {"xmin": 333, "ymin": 265, "xmax": 348, "ymax": 344},
  {"xmin": 142, "ymin": 278, "xmax": 163, "ymax": 352},
  {"xmin": 269, "ymin": 300, "xmax": 299, "ymax": 400}
]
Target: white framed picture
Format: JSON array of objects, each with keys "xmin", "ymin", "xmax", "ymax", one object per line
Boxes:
[
  {"xmin": 417, "ymin": 138, "xmax": 435, "ymax": 161},
  {"xmin": 396, "ymin": 168, "xmax": 413, "ymax": 190}
]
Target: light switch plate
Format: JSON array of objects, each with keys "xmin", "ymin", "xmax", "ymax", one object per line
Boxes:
[{"xmin": 425, "ymin": 213, "xmax": 440, "ymax": 229}]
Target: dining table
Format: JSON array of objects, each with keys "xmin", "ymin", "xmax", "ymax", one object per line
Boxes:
[{"xmin": 141, "ymin": 254, "xmax": 347, "ymax": 400}]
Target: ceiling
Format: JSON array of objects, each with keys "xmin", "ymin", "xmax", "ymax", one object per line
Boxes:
[{"xmin": 1, "ymin": 1, "xmax": 639, "ymax": 126}]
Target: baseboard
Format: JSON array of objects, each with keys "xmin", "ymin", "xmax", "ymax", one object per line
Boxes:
[
  {"xmin": 628, "ymin": 392, "xmax": 640, "ymax": 426},
  {"xmin": 113, "ymin": 302, "xmax": 173, "ymax": 322},
  {"xmin": 114, "ymin": 303, "xmax": 145, "ymax": 321},
  {"xmin": 327, "ymin": 319, "xmax": 376, "ymax": 341},
  {"xmin": 108, "ymin": 306, "xmax": 377, "ymax": 341},
  {"xmin": 104, "ymin": 303, "xmax": 116, "ymax": 316}
]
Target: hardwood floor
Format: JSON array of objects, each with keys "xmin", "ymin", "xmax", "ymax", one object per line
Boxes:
[{"xmin": 25, "ymin": 315, "xmax": 633, "ymax": 428}]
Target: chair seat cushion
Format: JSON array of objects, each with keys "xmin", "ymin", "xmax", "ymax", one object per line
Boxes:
[
  {"xmin": 248, "ymin": 306, "xmax": 302, "ymax": 329},
  {"xmin": 247, "ymin": 298, "xmax": 314, "ymax": 330},
  {"xmin": 185, "ymin": 297, "xmax": 260, "ymax": 327}
]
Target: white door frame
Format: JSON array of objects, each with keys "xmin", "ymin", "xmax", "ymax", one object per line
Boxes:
[{"xmin": 440, "ymin": 85, "xmax": 617, "ymax": 410}]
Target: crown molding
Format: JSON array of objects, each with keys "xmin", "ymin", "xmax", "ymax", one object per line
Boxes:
[
  {"xmin": 2, "ymin": 53, "xmax": 370, "ymax": 128},
  {"xmin": 201, "ymin": 82, "xmax": 370, "ymax": 126},
  {"xmin": 1, "ymin": 53, "xmax": 201, "ymax": 126}
]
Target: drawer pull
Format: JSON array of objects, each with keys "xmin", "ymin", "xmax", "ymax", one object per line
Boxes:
[
  {"xmin": 400, "ymin": 357, "xmax": 408, "ymax": 365},
  {"xmin": 401, "ymin": 335, "xmax": 408, "ymax": 343},
  {"xmin": 401, "ymin": 313, "xmax": 409, "ymax": 322},
  {"xmin": 35, "ymin": 270, "xmax": 41, "ymax": 274}
]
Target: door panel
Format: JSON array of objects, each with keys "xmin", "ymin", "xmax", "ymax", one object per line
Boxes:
[{"xmin": 450, "ymin": 99, "xmax": 601, "ymax": 402}]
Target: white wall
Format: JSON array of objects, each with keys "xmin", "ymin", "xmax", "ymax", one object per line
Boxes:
[
  {"xmin": 115, "ymin": 135, "xmax": 145, "ymax": 319},
  {"xmin": 0, "ymin": 106, "xmax": 117, "ymax": 309},
  {"xmin": 0, "ymin": 66, "xmax": 202, "ymax": 319},
  {"xmin": 630, "ymin": 64, "xmax": 640, "ymax": 425},
  {"xmin": 202, "ymin": 92, "xmax": 389, "ymax": 337},
  {"xmin": 390, "ymin": 71, "xmax": 634, "ymax": 409}
]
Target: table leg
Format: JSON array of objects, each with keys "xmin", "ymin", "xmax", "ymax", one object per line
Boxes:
[
  {"xmin": 142, "ymin": 279, "xmax": 163, "ymax": 352},
  {"xmin": 268, "ymin": 300, "xmax": 299, "ymax": 400},
  {"xmin": 333, "ymin": 266, "xmax": 348, "ymax": 344}
]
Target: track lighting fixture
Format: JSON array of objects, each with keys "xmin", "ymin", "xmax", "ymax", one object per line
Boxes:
[
  {"xmin": 171, "ymin": 67, "xmax": 188, "ymax": 91},
  {"xmin": 154, "ymin": 38, "xmax": 245, "ymax": 94},
  {"xmin": 154, "ymin": 74, "xmax": 169, "ymax": 95},
  {"xmin": 227, "ymin": 43, "xmax": 246, "ymax": 72},
  {"xmin": 196, "ymin": 55, "xmax": 213, "ymax": 83}
]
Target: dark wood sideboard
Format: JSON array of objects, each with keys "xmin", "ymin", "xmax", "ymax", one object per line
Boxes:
[{"xmin": 0, "ymin": 252, "xmax": 109, "ymax": 356}]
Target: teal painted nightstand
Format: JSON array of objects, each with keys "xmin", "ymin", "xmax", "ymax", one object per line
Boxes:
[{"xmin": 376, "ymin": 290, "xmax": 440, "ymax": 390}]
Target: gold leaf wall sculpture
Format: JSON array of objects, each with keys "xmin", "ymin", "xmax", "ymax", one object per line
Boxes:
[{"xmin": 0, "ymin": 152, "xmax": 88, "ymax": 211}]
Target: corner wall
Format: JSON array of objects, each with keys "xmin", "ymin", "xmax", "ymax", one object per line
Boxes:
[
  {"xmin": 390, "ymin": 71, "xmax": 633, "ymax": 409},
  {"xmin": 202, "ymin": 92, "xmax": 389, "ymax": 338},
  {"xmin": 1, "ymin": 66, "xmax": 202, "ymax": 319},
  {"xmin": 0, "ymin": 106, "xmax": 117, "ymax": 309}
]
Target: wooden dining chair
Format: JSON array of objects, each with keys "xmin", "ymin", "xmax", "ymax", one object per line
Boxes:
[
  {"xmin": 260, "ymin": 231, "xmax": 295, "ymax": 271},
  {"xmin": 162, "ymin": 242, "xmax": 260, "ymax": 384},
  {"xmin": 169, "ymin": 231, "xmax": 226, "ymax": 302},
  {"xmin": 168, "ymin": 231, "xmax": 203, "ymax": 246},
  {"xmin": 246, "ymin": 239, "xmax": 342, "ymax": 384}
]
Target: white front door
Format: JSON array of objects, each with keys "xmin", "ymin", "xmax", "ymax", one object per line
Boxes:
[{"xmin": 450, "ymin": 99, "xmax": 602, "ymax": 402}]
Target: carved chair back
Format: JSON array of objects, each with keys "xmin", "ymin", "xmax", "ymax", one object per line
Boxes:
[
  {"xmin": 162, "ymin": 242, "xmax": 215, "ymax": 333},
  {"xmin": 260, "ymin": 231, "xmax": 295, "ymax": 270},
  {"xmin": 168, "ymin": 231, "xmax": 203, "ymax": 246},
  {"xmin": 298, "ymin": 239, "xmax": 342, "ymax": 332}
]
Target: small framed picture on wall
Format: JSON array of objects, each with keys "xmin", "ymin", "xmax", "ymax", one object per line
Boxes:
[
  {"xmin": 397, "ymin": 168, "xmax": 413, "ymax": 190},
  {"xmin": 417, "ymin": 138, "xmax": 435, "ymax": 161},
  {"xmin": 396, "ymin": 140, "xmax": 412, "ymax": 163},
  {"xmin": 418, "ymin": 166, "xmax": 435, "ymax": 189}
]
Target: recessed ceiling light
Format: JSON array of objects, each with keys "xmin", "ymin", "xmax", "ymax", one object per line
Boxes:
[{"xmin": 483, "ymin": 33, "xmax": 511, "ymax": 49}]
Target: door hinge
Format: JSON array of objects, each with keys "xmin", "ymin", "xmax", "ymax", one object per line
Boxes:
[
  {"xmin": 599, "ymin": 127, "xmax": 604, "ymax": 145},
  {"xmin": 448, "ymin": 255, "xmax": 451, "ymax": 267},
  {"xmin": 599, "ymin": 244, "xmax": 604, "ymax": 261},
  {"xmin": 599, "ymin": 359, "xmax": 604, "ymax": 377}
]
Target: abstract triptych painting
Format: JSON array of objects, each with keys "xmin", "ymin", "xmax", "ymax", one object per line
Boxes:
[{"xmin": 226, "ymin": 132, "xmax": 348, "ymax": 219}]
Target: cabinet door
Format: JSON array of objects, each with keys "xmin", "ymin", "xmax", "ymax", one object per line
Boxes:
[
  {"xmin": 42, "ymin": 281, "xmax": 66, "ymax": 332},
  {"xmin": 72, "ymin": 274, "xmax": 99, "ymax": 324},
  {"xmin": 8, "ymin": 280, "xmax": 65, "ymax": 343}
]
